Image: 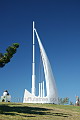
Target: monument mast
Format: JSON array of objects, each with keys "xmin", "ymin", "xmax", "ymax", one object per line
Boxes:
[{"xmin": 32, "ymin": 21, "xmax": 36, "ymax": 95}]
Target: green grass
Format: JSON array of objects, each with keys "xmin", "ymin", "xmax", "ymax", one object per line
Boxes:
[{"xmin": 0, "ymin": 102, "xmax": 80, "ymax": 120}]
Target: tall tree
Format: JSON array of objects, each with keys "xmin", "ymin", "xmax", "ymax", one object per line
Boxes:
[{"xmin": 0, "ymin": 43, "xmax": 19, "ymax": 67}]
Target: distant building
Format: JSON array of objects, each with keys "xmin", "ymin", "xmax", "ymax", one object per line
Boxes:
[
  {"xmin": 0, "ymin": 90, "xmax": 11, "ymax": 102},
  {"xmin": 75, "ymin": 96, "xmax": 80, "ymax": 106}
]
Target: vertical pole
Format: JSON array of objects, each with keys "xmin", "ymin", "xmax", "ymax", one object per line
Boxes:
[
  {"xmin": 41, "ymin": 82, "xmax": 43, "ymax": 97},
  {"xmin": 32, "ymin": 21, "xmax": 36, "ymax": 96},
  {"xmin": 43, "ymin": 81, "xmax": 45, "ymax": 97},
  {"xmin": 39, "ymin": 83, "xmax": 41, "ymax": 97}
]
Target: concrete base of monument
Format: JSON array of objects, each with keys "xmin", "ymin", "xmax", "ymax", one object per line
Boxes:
[{"xmin": 23, "ymin": 89, "xmax": 58, "ymax": 104}]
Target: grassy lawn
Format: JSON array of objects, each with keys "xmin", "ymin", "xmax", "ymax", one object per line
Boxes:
[{"xmin": 0, "ymin": 102, "xmax": 80, "ymax": 120}]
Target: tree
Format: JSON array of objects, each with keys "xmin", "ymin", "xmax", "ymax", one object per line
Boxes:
[
  {"xmin": 0, "ymin": 43, "xmax": 19, "ymax": 67},
  {"xmin": 58, "ymin": 97, "xmax": 69, "ymax": 105},
  {"xmin": 58, "ymin": 98, "xmax": 63, "ymax": 105},
  {"xmin": 63, "ymin": 97, "xmax": 69, "ymax": 105},
  {"xmin": 70, "ymin": 101, "xmax": 73, "ymax": 105}
]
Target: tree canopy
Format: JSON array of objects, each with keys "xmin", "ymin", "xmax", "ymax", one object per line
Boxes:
[{"xmin": 0, "ymin": 43, "xmax": 19, "ymax": 68}]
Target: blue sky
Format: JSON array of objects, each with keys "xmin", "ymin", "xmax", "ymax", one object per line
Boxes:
[{"xmin": 0, "ymin": 0, "xmax": 80, "ymax": 103}]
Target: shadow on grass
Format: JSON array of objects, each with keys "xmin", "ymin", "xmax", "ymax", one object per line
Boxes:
[
  {"xmin": 0, "ymin": 104, "xmax": 71, "ymax": 118},
  {"xmin": 47, "ymin": 112, "xmax": 72, "ymax": 117}
]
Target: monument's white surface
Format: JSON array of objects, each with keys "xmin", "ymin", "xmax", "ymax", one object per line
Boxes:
[{"xmin": 23, "ymin": 22, "xmax": 58, "ymax": 104}]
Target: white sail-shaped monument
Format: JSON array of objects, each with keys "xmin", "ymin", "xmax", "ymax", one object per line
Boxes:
[{"xmin": 23, "ymin": 22, "xmax": 58, "ymax": 104}]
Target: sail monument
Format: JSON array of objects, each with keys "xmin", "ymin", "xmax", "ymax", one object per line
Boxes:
[{"xmin": 23, "ymin": 22, "xmax": 58, "ymax": 104}]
